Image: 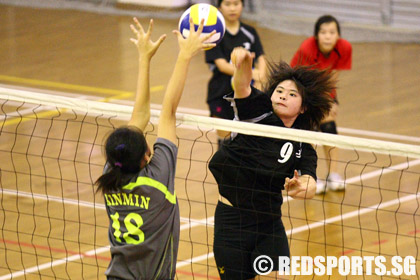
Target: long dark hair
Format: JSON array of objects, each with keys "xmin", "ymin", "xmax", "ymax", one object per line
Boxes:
[
  {"xmin": 264, "ymin": 61, "xmax": 335, "ymax": 130},
  {"xmin": 95, "ymin": 126, "xmax": 148, "ymax": 194},
  {"xmin": 314, "ymin": 15, "xmax": 341, "ymax": 37}
]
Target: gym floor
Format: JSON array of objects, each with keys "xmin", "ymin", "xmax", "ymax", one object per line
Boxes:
[{"xmin": 1, "ymin": 3, "xmax": 419, "ymax": 280}]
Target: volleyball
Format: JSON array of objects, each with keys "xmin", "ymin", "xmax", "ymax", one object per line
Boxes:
[{"xmin": 178, "ymin": 3, "xmax": 226, "ymax": 45}]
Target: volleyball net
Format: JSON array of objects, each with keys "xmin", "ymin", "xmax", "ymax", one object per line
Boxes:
[{"xmin": 1, "ymin": 86, "xmax": 419, "ymax": 279}]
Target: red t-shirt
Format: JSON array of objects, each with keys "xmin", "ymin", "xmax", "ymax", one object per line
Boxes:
[{"xmin": 290, "ymin": 36, "xmax": 352, "ymax": 98}]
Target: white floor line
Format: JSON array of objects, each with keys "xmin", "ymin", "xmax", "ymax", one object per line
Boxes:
[
  {"xmin": 1, "ymin": 189, "xmax": 212, "ymax": 232},
  {"xmin": 286, "ymin": 192, "xmax": 420, "ymax": 236},
  {"xmin": 0, "ymin": 246, "xmax": 110, "ymax": 280},
  {"xmin": 0, "ymin": 255, "xmax": 81, "ymax": 280},
  {"xmin": 1, "ymin": 138, "xmax": 419, "ymax": 276},
  {"xmin": 177, "ymin": 192, "xmax": 420, "ymax": 269},
  {"xmin": 2, "ymin": 159, "xmax": 419, "ymax": 277},
  {"xmin": 345, "ymin": 159, "xmax": 420, "ymax": 184},
  {"xmin": 180, "ymin": 216, "xmax": 214, "ymax": 231},
  {"xmin": 338, "ymin": 127, "xmax": 420, "ymax": 143},
  {"xmin": 177, "ymin": 252, "xmax": 215, "ymax": 269}
]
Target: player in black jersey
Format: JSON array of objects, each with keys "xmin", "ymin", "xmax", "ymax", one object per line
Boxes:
[
  {"xmin": 95, "ymin": 18, "xmax": 215, "ymax": 280},
  {"xmin": 205, "ymin": 0, "xmax": 267, "ymax": 148},
  {"xmin": 209, "ymin": 47, "xmax": 335, "ymax": 279}
]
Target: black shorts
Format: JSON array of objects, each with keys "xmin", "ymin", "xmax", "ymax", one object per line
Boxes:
[
  {"xmin": 213, "ymin": 202, "xmax": 289, "ymax": 279},
  {"xmin": 208, "ymin": 98, "xmax": 234, "ymax": 120}
]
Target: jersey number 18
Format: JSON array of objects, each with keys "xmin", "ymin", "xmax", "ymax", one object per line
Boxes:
[{"xmin": 110, "ymin": 211, "xmax": 145, "ymax": 245}]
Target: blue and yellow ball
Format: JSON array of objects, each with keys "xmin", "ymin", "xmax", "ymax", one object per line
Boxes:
[{"xmin": 178, "ymin": 3, "xmax": 226, "ymax": 45}]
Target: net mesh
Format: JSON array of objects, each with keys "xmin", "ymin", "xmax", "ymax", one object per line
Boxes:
[{"xmin": 1, "ymin": 87, "xmax": 420, "ymax": 279}]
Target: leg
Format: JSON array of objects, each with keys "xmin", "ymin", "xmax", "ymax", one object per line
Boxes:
[
  {"xmin": 251, "ymin": 219, "xmax": 290, "ymax": 279},
  {"xmin": 317, "ymin": 102, "xmax": 344, "ymax": 193},
  {"xmin": 320, "ymin": 120, "xmax": 338, "ymax": 177},
  {"xmin": 213, "ymin": 202, "xmax": 256, "ymax": 280}
]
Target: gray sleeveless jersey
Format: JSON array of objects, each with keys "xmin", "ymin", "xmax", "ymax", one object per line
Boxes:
[{"xmin": 104, "ymin": 138, "xmax": 179, "ymax": 280}]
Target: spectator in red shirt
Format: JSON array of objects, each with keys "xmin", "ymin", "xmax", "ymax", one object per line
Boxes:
[{"xmin": 291, "ymin": 15, "xmax": 352, "ymax": 194}]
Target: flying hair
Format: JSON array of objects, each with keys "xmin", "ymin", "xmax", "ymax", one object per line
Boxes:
[{"xmin": 264, "ymin": 61, "xmax": 336, "ymax": 130}]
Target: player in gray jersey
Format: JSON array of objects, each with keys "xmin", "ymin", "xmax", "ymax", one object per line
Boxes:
[{"xmin": 95, "ymin": 18, "xmax": 216, "ymax": 280}]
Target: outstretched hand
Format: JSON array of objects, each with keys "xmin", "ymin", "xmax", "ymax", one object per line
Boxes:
[
  {"xmin": 173, "ymin": 17, "xmax": 216, "ymax": 59},
  {"xmin": 284, "ymin": 170, "xmax": 315, "ymax": 199},
  {"xmin": 130, "ymin": 18, "xmax": 166, "ymax": 59}
]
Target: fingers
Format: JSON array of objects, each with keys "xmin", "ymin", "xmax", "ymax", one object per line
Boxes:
[
  {"xmin": 231, "ymin": 47, "xmax": 252, "ymax": 68},
  {"xmin": 189, "ymin": 18, "xmax": 208, "ymax": 39},
  {"xmin": 284, "ymin": 175, "xmax": 300, "ymax": 189},
  {"xmin": 133, "ymin": 17, "xmax": 145, "ymax": 35},
  {"xmin": 197, "ymin": 18, "xmax": 204, "ymax": 34},
  {"xmin": 231, "ymin": 50, "xmax": 237, "ymax": 66},
  {"xmin": 284, "ymin": 177, "xmax": 290, "ymax": 190},
  {"xmin": 204, "ymin": 43, "xmax": 216, "ymax": 50},
  {"xmin": 146, "ymin": 19, "xmax": 153, "ymax": 36},
  {"xmin": 231, "ymin": 49, "xmax": 240, "ymax": 67},
  {"xmin": 173, "ymin": 29, "xmax": 183, "ymax": 40},
  {"xmin": 189, "ymin": 18, "xmax": 213, "ymax": 40},
  {"xmin": 189, "ymin": 16, "xmax": 195, "ymax": 34},
  {"xmin": 156, "ymin": 34, "xmax": 167, "ymax": 47},
  {"xmin": 202, "ymin": 29, "xmax": 216, "ymax": 42},
  {"xmin": 234, "ymin": 52, "xmax": 247, "ymax": 68},
  {"xmin": 130, "ymin": 24, "xmax": 138, "ymax": 36}
]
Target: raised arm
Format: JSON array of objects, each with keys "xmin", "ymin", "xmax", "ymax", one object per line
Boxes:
[
  {"xmin": 231, "ymin": 47, "xmax": 254, "ymax": 99},
  {"xmin": 157, "ymin": 18, "xmax": 216, "ymax": 144},
  {"xmin": 128, "ymin": 18, "xmax": 166, "ymax": 131},
  {"xmin": 214, "ymin": 54, "xmax": 267, "ymax": 87}
]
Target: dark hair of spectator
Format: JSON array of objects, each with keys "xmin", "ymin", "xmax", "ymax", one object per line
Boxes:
[
  {"xmin": 314, "ymin": 15, "xmax": 341, "ymax": 37},
  {"xmin": 217, "ymin": 0, "xmax": 244, "ymax": 8}
]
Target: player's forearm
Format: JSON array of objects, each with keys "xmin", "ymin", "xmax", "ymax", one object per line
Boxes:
[
  {"xmin": 162, "ymin": 54, "xmax": 191, "ymax": 117},
  {"xmin": 128, "ymin": 58, "xmax": 151, "ymax": 130},
  {"xmin": 159, "ymin": 54, "xmax": 190, "ymax": 127},
  {"xmin": 157, "ymin": 54, "xmax": 191, "ymax": 143},
  {"xmin": 233, "ymin": 63, "xmax": 252, "ymax": 98}
]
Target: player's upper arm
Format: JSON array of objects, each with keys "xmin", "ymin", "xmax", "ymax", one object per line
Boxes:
[{"xmin": 146, "ymin": 139, "xmax": 178, "ymax": 191}]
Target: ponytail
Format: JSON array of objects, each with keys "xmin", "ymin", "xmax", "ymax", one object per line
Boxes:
[
  {"xmin": 95, "ymin": 126, "xmax": 147, "ymax": 194},
  {"xmin": 95, "ymin": 166, "xmax": 125, "ymax": 194}
]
